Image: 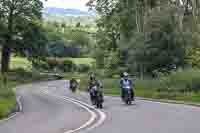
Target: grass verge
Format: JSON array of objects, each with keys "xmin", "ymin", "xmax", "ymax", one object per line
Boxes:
[
  {"xmin": 0, "ymin": 68, "xmax": 58, "ymax": 119},
  {"xmin": 64, "ymin": 72, "xmax": 200, "ymax": 104}
]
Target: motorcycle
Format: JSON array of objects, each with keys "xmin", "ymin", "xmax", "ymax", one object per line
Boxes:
[
  {"xmin": 123, "ymin": 86, "xmax": 133, "ymax": 105},
  {"xmin": 90, "ymin": 86, "xmax": 104, "ymax": 109},
  {"xmin": 70, "ymin": 79, "xmax": 78, "ymax": 93}
]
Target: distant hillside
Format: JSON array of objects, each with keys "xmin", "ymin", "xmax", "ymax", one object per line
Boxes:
[
  {"xmin": 43, "ymin": 7, "xmax": 95, "ymax": 16},
  {"xmin": 43, "ymin": 7, "xmax": 96, "ymax": 26}
]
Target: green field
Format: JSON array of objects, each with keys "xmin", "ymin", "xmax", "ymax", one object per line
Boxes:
[
  {"xmin": 10, "ymin": 57, "xmax": 32, "ymax": 70},
  {"xmin": 65, "ymin": 58, "xmax": 96, "ymax": 66},
  {"xmin": 0, "ymin": 95, "xmax": 16, "ymax": 119}
]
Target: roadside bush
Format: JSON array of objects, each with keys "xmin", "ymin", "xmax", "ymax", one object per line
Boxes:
[
  {"xmin": 104, "ymin": 65, "xmax": 123, "ymax": 78},
  {"xmin": 46, "ymin": 58, "xmax": 75, "ymax": 72},
  {"xmin": 0, "ymin": 77, "xmax": 14, "ymax": 99},
  {"xmin": 46, "ymin": 58, "xmax": 58, "ymax": 69},
  {"xmin": 135, "ymin": 69, "xmax": 200, "ymax": 100},
  {"xmin": 0, "ymin": 76, "xmax": 16, "ymax": 119},
  {"xmin": 63, "ymin": 59, "xmax": 74, "ymax": 72},
  {"xmin": 32, "ymin": 61, "xmax": 49, "ymax": 71},
  {"xmin": 90, "ymin": 69, "xmax": 105, "ymax": 78},
  {"xmin": 0, "ymin": 97, "xmax": 16, "ymax": 119},
  {"xmin": 76, "ymin": 64, "xmax": 90, "ymax": 73},
  {"xmin": 95, "ymin": 50, "xmax": 105, "ymax": 69}
]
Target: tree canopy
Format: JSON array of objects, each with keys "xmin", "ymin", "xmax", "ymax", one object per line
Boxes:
[
  {"xmin": 0, "ymin": 0, "xmax": 44, "ymax": 72},
  {"xmin": 88, "ymin": 0, "xmax": 200, "ymax": 77}
]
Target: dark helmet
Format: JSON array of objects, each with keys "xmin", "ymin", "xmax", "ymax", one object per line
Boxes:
[{"xmin": 90, "ymin": 73, "xmax": 96, "ymax": 80}]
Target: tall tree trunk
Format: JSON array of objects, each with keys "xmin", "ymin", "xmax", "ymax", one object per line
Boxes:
[
  {"xmin": 135, "ymin": 0, "xmax": 140, "ymax": 32},
  {"xmin": 1, "ymin": 44, "xmax": 11, "ymax": 73},
  {"xmin": 1, "ymin": 8, "xmax": 13, "ymax": 73}
]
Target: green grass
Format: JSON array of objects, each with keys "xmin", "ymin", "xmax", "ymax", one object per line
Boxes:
[
  {"xmin": 0, "ymin": 66, "xmax": 58, "ymax": 119},
  {"xmin": 10, "ymin": 56, "xmax": 32, "ymax": 70},
  {"xmin": 8, "ymin": 56, "xmax": 200, "ymax": 104},
  {"xmin": 64, "ymin": 72, "xmax": 88, "ymax": 79},
  {"xmin": 0, "ymin": 56, "xmax": 94, "ymax": 119},
  {"xmin": 66, "ymin": 58, "xmax": 96, "ymax": 66},
  {"xmin": 0, "ymin": 69, "xmax": 58, "ymax": 119},
  {"xmin": 10, "ymin": 57, "xmax": 95, "ymax": 70},
  {"xmin": 65, "ymin": 71, "xmax": 200, "ymax": 104},
  {"xmin": 0, "ymin": 96, "xmax": 16, "ymax": 119}
]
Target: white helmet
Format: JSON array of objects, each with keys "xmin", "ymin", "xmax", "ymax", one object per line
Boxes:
[{"xmin": 123, "ymin": 72, "xmax": 129, "ymax": 77}]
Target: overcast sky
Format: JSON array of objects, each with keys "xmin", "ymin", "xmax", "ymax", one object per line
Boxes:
[{"xmin": 43, "ymin": 0, "xmax": 90, "ymax": 11}]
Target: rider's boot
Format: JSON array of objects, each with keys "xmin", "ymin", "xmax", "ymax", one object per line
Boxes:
[{"xmin": 131, "ymin": 90, "xmax": 135, "ymax": 101}]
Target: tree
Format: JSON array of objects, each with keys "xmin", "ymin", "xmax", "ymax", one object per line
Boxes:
[
  {"xmin": 0, "ymin": 0, "xmax": 43, "ymax": 73},
  {"xmin": 76, "ymin": 22, "xmax": 81, "ymax": 28},
  {"xmin": 61, "ymin": 22, "xmax": 66, "ymax": 33},
  {"xmin": 88, "ymin": 0, "xmax": 200, "ymax": 77},
  {"xmin": 16, "ymin": 21, "xmax": 48, "ymax": 64}
]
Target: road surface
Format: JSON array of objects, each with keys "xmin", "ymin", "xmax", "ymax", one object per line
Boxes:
[{"xmin": 0, "ymin": 80, "xmax": 200, "ymax": 133}]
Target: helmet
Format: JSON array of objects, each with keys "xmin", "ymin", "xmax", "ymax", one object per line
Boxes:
[
  {"xmin": 123, "ymin": 72, "xmax": 129, "ymax": 77},
  {"xmin": 90, "ymin": 73, "xmax": 96, "ymax": 80}
]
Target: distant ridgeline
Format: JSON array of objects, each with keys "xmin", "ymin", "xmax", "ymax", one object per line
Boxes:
[
  {"xmin": 43, "ymin": 7, "xmax": 96, "ymax": 16},
  {"xmin": 43, "ymin": 7, "xmax": 96, "ymax": 25}
]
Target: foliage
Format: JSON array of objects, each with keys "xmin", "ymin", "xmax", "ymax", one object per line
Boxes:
[
  {"xmin": 9, "ymin": 56, "xmax": 32, "ymax": 70},
  {"xmin": 44, "ymin": 15, "xmax": 96, "ymax": 28},
  {"xmin": 94, "ymin": 49, "xmax": 105, "ymax": 68},
  {"xmin": 76, "ymin": 64, "xmax": 91, "ymax": 73},
  {"xmin": 76, "ymin": 68, "xmax": 200, "ymax": 103},
  {"xmin": 0, "ymin": 67, "xmax": 61, "ymax": 119},
  {"xmin": 63, "ymin": 59, "xmax": 74, "ymax": 72},
  {"xmin": 88, "ymin": 0, "xmax": 200, "ymax": 77},
  {"xmin": 44, "ymin": 21, "xmax": 93, "ymax": 57},
  {"xmin": 46, "ymin": 58, "xmax": 75, "ymax": 72},
  {"xmin": 0, "ymin": 74, "xmax": 15, "ymax": 119},
  {"xmin": 104, "ymin": 51, "xmax": 121, "ymax": 77},
  {"xmin": 0, "ymin": 96, "xmax": 16, "ymax": 119},
  {"xmin": 47, "ymin": 40, "xmax": 81, "ymax": 58},
  {"xmin": 0, "ymin": 0, "xmax": 44, "ymax": 72},
  {"xmin": 67, "ymin": 58, "xmax": 95, "ymax": 66},
  {"xmin": 128, "ymin": 7, "xmax": 192, "ymax": 75},
  {"xmin": 45, "ymin": 57, "xmax": 96, "ymax": 73}
]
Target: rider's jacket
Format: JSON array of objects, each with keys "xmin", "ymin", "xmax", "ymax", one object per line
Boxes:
[
  {"xmin": 70, "ymin": 79, "xmax": 78, "ymax": 88},
  {"xmin": 120, "ymin": 78, "xmax": 133, "ymax": 90},
  {"xmin": 88, "ymin": 79, "xmax": 102, "ymax": 93}
]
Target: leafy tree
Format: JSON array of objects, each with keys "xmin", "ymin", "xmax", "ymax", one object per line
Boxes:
[
  {"xmin": 88, "ymin": 0, "xmax": 200, "ymax": 77},
  {"xmin": 76, "ymin": 22, "xmax": 81, "ymax": 28},
  {"xmin": 0, "ymin": 0, "xmax": 43, "ymax": 73},
  {"xmin": 16, "ymin": 21, "xmax": 48, "ymax": 64},
  {"xmin": 61, "ymin": 22, "xmax": 66, "ymax": 33}
]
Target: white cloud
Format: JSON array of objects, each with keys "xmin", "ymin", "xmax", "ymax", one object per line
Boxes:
[{"xmin": 43, "ymin": 0, "xmax": 89, "ymax": 11}]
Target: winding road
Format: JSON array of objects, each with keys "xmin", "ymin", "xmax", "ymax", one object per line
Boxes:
[{"xmin": 0, "ymin": 80, "xmax": 200, "ymax": 133}]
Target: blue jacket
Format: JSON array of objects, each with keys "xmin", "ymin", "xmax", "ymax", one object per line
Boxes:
[{"xmin": 120, "ymin": 78, "xmax": 133, "ymax": 89}]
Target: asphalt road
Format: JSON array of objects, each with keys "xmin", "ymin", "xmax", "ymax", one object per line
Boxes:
[
  {"xmin": 1, "ymin": 80, "xmax": 200, "ymax": 133},
  {"xmin": 0, "ymin": 81, "xmax": 90, "ymax": 133}
]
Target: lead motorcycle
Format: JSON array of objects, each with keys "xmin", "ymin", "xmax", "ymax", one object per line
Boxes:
[
  {"xmin": 90, "ymin": 85, "xmax": 104, "ymax": 109},
  {"xmin": 123, "ymin": 85, "xmax": 133, "ymax": 105}
]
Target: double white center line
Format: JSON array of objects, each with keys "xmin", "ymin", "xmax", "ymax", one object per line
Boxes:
[{"xmin": 41, "ymin": 89, "xmax": 106, "ymax": 133}]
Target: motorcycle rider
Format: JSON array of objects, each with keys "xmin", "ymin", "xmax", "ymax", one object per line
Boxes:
[
  {"xmin": 120, "ymin": 72, "xmax": 134, "ymax": 101},
  {"xmin": 69, "ymin": 78, "xmax": 78, "ymax": 92},
  {"xmin": 88, "ymin": 73, "xmax": 103, "ymax": 105}
]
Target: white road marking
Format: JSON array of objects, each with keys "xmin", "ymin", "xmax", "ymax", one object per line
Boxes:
[
  {"xmin": 67, "ymin": 97, "xmax": 106, "ymax": 131},
  {"xmin": 42, "ymin": 90, "xmax": 106, "ymax": 133},
  {"xmin": 0, "ymin": 96, "xmax": 22, "ymax": 123}
]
